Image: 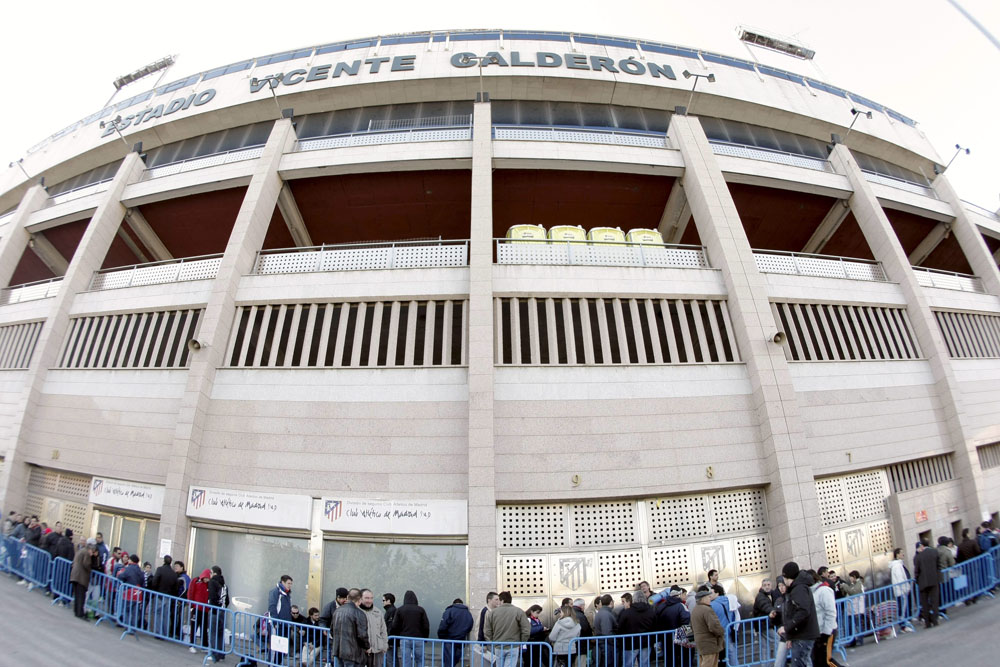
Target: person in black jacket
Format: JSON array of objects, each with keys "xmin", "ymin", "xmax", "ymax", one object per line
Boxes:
[
  {"xmin": 207, "ymin": 565, "xmax": 229, "ymax": 663},
  {"xmin": 383, "ymin": 593, "xmax": 398, "ymax": 667},
  {"xmin": 55, "ymin": 529, "xmax": 75, "ymax": 562},
  {"xmin": 778, "ymin": 562, "xmax": 818, "ymax": 667},
  {"xmin": 914, "ymin": 539, "xmax": 941, "ymax": 627},
  {"xmin": 654, "ymin": 588, "xmax": 692, "ymax": 667},
  {"xmin": 390, "ymin": 590, "xmax": 429, "ymax": 667},
  {"xmin": 617, "ymin": 591, "xmax": 654, "ymax": 667},
  {"xmin": 150, "ymin": 555, "xmax": 179, "ymax": 638}
]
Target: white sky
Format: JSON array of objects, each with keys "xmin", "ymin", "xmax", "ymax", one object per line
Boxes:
[{"xmin": 1, "ymin": 0, "xmax": 997, "ymax": 210}]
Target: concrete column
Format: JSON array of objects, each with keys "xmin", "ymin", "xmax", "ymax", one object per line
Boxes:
[
  {"xmin": 158, "ymin": 118, "xmax": 297, "ymax": 560},
  {"xmin": 828, "ymin": 144, "xmax": 987, "ymax": 524},
  {"xmin": 670, "ymin": 114, "xmax": 824, "ymax": 567},
  {"xmin": 467, "ymin": 101, "xmax": 497, "ymax": 626},
  {"xmin": 0, "ymin": 152, "xmax": 147, "ymax": 511},
  {"xmin": 0, "ymin": 184, "xmax": 48, "ymax": 288},
  {"xmin": 930, "ymin": 175, "xmax": 1000, "ymax": 297}
]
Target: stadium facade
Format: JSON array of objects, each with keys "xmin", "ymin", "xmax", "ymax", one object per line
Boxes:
[{"xmin": 1, "ymin": 30, "xmax": 999, "ymax": 622}]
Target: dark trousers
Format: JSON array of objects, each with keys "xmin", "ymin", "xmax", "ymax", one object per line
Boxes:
[
  {"xmin": 73, "ymin": 582, "xmax": 88, "ymax": 617},
  {"xmin": 811, "ymin": 631, "xmax": 835, "ymax": 667},
  {"xmin": 919, "ymin": 585, "xmax": 939, "ymax": 626}
]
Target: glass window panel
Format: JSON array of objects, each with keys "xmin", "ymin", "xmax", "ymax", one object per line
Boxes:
[
  {"xmin": 192, "ymin": 528, "xmax": 311, "ymax": 615},
  {"xmin": 141, "ymin": 520, "xmax": 160, "ymax": 567},
  {"xmin": 322, "ymin": 541, "xmax": 466, "ymax": 627},
  {"xmin": 551, "ymin": 102, "xmax": 581, "ymax": 127},
  {"xmin": 120, "ymin": 518, "xmax": 141, "ymax": 558},
  {"xmin": 580, "ymin": 104, "xmax": 612, "ymax": 129},
  {"xmin": 97, "ymin": 513, "xmax": 115, "ymax": 544}
]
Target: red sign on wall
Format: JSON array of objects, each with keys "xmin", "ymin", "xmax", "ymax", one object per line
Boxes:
[{"xmin": 915, "ymin": 510, "xmax": 928, "ymax": 523}]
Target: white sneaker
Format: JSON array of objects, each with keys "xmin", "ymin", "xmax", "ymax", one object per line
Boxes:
[
  {"xmin": 26, "ymin": 583, "xmax": 34, "ymax": 591},
  {"xmin": 17, "ymin": 580, "xmax": 27, "ymax": 585},
  {"xmin": 189, "ymin": 647, "xmax": 198, "ymax": 653}
]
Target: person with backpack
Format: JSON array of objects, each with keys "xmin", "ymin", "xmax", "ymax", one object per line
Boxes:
[
  {"xmin": 207, "ymin": 565, "xmax": 230, "ymax": 663},
  {"xmin": 777, "ymin": 562, "xmax": 819, "ymax": 667}
]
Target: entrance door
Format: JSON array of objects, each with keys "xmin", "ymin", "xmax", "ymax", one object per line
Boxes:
[{"xmin": 93, "ymin": 512, "xmax": 161, "ymax": 566}]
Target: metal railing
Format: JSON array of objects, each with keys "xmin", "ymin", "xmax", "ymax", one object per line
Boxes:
[
  {"xmin": 0, "ymin": 276, "xmax": 63, "ymax": 305},
  {"xmin": 46, "ymin": 178, "xmax": 113, "ymax": 207},
  {"xmin": 861, "ymin": 170, "xmax": 937, "ymax": 199},
  {"xmin": 570, "ymin": 629, "xmax": 696, "ymax": 667},
  {"xmin": 753, "ymin": 249, "xmax": 888, "ymax": 282},
  {"xmin": 495, "ymin": 238, "xmax": 710, "ymax": 269},
  {"xmin": 709, "ymin": 140, "xmax": 832, "ymax": 172},
  {"xmin": 0, "ymin": 537, "xmax": 52, "ymax": 588},
  {"xmin": 912, "ymin": 266, "xmax": 986, "ymax": 293},
  {"xmin": 939, "ymin": 549, "xmax": 998, "ymax": 611},
  {"xmin": 254, "ymin": 239, "xmax": 469, "ymax": 274},
  {"xmin": 963, "ymin": 200, "xmax": 1000, "ymax": 222},
  {"xmin": 50, "ymin": 556, "xmax": 74, "ymax": 605},
  {"xmin": 89, "ymin": 253, "xmax": 223, "ymax": 291},
  {"xmin": 834, "ymin": 578, "xmax": 919, "ymax": 651},
  {"xmin": 144, "ymin": 145, "xmax": 266, "ymax": 179},
  {"xmin": 297, "ymin": 118, "xmax": 473, "ymax": 152},
  {"xmin": 494, "ymin": 124, "xmax": 668, "ymax": 149}
]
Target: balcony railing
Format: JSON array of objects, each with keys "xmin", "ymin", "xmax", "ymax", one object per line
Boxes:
[
  {"xmin": 754, "ymin": 249, "xmax": 888, "ymax": 282},
  {"xmin": 296, "ymin": 115, "xmax": 473, "ymax": 152},
  {"xmin": 494, "ymin": 125, "xmax": 668, "ymax": 149},
  {"xmin": 963, "ymin": 200, "xmax": 1000, "ymax": 222},
  {"xmin": 143, "ymin": 145, "xmax": 266, "ymax": 180},
  {"xmin": 709, "ymin": 140, "xmax": 831, "ymax": 172},
  {"xmin": 861, "ymin": 170, "xmax": 937, "ymax": 199},
  {"xmin": 46, "ymin": 179, "xmax": 113, "ymax": 207},
  {"xmin": 0, "ymin": 277, "xmax": 63, "ymax": 305},
  {"xmin": 495, "ymin": 238, "xmax": 709, "ymax": 269},
  {"xmin": 912, "ymin": 266, "xmax": 985, "ymax": 294},
  {"xmin": 254, "ymin": 239, "xmax": 469, "ymax": 275},
  {"xmin": 89, "ymin": 254, "xmax": 223, "ymax": 291}
]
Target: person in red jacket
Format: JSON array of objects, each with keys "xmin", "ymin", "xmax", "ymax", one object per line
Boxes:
[{"xmin": 188, "ymin": 568, "xmax": 212, "ymax": 653}]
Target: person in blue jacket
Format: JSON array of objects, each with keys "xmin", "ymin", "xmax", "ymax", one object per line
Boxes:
[
  {"xmin": 438, "ymin": 598, "xmax": 474, "ymax": 667},
  {"xmin": 268, "ymin": 575, "xmax": 295, "ymax": 662},
  {"xmin": 116, "ymin": 553, "xmax": 146, "ymax": 628}
]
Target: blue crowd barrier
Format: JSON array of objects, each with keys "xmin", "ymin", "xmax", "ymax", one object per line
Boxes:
[
  {"xmin": 0, "ymin": 536, "xmax": 16, "ymax": 573},
  {"xmin": 834, "ymin": 578, "xmax": 918, "ymax": 654},
  {"xmin": 50, "ymin": 556, "xmax": 74, "ymax": 604},
  {"xmin": 232, "ymin": 609, "xmax": 332, "ymax": 667},
  {"xmin": 87, "ymin": 570, "xmax": 124, "ymax": 626},
  {"xmin": 4, "ymin": 539, "xmax": 53, "ymax": 588},
  {"xmin": 572, "ymin": 629, "xmax": 694, "ymax": 667},
  {"xmin": 114, "ymin": 580, "xmax": 234, "ymax": 664},
  {"xmin": 375, "ymin": 637, "xmax": 553, "ymax": 667},
  {"xmin": 939, "ymin": 550, "xmax": 997, "ymax": 611},
  {"xmin": 727, "ymin": 615, "xmax": 777, "ymax": 667}
]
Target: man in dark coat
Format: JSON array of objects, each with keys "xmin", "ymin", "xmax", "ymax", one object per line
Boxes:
[
  {"xmin": 55, "ymin": 529, "xmax": 75, "ymax": 562},
  {"xmin": 476, "ymin": 591, "xmax": 499, "ymax": 641},
  {"xmin": 914, "ymin": 539, "xmax": 941, "ymax": 627},
  {"xmin": 150, "ymin": 555, "xmax": 179, "ymax": 637},
  {"xmin": 778, "ymin": 562, "xmax": 818, "ymax": 667},
  {"xmin": 390, "ymin": 590, "xmax": 429, "ymax": 667},
  {"xmin": 438, "ymin": 598, "xmax": 474, "ymax": 667},
  {"xmin": 70, "ymin": 541, "xmax": 97, "ymax": 619},
  {"xmin": 332, "ymin": 588, "xmax": 371, "ymax": 667},
  {"xmin": 617, "ymin": 591, "xmax": 654, "ymax": 667},
  {"xmin": 207, "ymin": 565, "xmax": 229, "ymax": 663}
]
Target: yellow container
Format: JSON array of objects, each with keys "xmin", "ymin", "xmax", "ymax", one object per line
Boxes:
[
  {"xmin": 505, "ymin": 224, "xmax": 547, "ymax": 243},
  {"xmin": 587, "ymin": 226, "xmax": 626, "ymax": 246},
  {"xmin": 626, "ymin": 228, "xmax": 664, "ymax": 245},
  {"xmin": 547, "ymin": 225, "xmax": 587, "ymax": 243}
]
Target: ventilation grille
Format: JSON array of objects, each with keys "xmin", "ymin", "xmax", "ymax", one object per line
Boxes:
[
  {"xmin": 495, "ymin": 297, "xmax": 739, "ymax": 365},
  {"xmin": 887, "ymin": 455, "xmax": 955, "ymax": 493},
  {"xmin": 815, "ymin": 470, "xmax": 890, "ymax": 528},
  {"xmin": 499, "ymin": 505, "xmax": 566, "ymax": 548},
  {"xmin": 58, "ymin": 310, "xmax": 201, "ymax": 369},
  {"xmin": 572, "ymin": 502, "xmax": 637, "ymax": 546},
  {"xmin": 868, "ymin": 520, "xmax": 893, "ymax": 555},
  {"xmin": 226, "ymin": 300, "xmax": 467, "ymax": 367},
  {"xmin": 824, "ymin": 532, "xmax": 841, "ymax": 566},
  {"xmin": 735, "ymin": 535, "xmax": 770, "ymax": 575},
  {"xmin": 23, "ymin": 492, "xmax": 44, "ymax": 519},
  {"xmin": 711, "ymin": 490, "xmax": 767, "ymax": 533},
  {"xmin": 772, "ymin": 302, "xmax": 921, "ymax": 361},
  {"xmin": 978, "ymin": 442, "xmax": 1000, "ymax": 471},
  {"xmin": 598, "ymin": 551, "xmax": 644, "ymax": 591},
  {"xmin": 0, "ymin": 321, "xmax": 43, "ymax": 369},
  {"xmin": 934, "ymin": 310, "xmax": 1000, "ymax": 358},
  {"xmin": 501, "ymin": 556, "xmax": 547, "ymax": 596},
  {"xmin": 648, "ymin": 495, "xmax": 710, "ymax": 541},
  {"xmin": 650, "ymin": 546, "xmax": 693, "ymax": 588},
  {"xmin": 27, "ymin": 467, "xmax": 91, "ymax": 502}
]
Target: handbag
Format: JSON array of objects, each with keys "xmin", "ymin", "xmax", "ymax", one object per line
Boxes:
[{"xmin": 673, "ymin": 625, "xmax": 696, "ymax": 649}]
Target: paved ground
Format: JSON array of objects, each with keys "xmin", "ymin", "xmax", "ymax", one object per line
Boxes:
[{"xmin": 1, "ymin": 572, "xmax": 998, "ymax": 666}]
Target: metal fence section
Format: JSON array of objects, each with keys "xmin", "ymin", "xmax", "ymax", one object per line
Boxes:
[
  {"xmin": 495, "ymin": 238, "xmax": 709, "ymax": 269},
  {"xmin": 753, "ymin": 249, "xmax": 888, "ymax": 282},
  {"xmin": 939, "ymin": 550, "xmax": 997, "ymax": 611},
  {"xmin": 232, "ymin": 609, "xmax": 331, "ymax": 667},
  {"xmin": 87, "ymin": 570, "xmax": 124, "ymax": 626},
  {"xmin": 727, "ymin": 615, "xmax": 777, "ymax": 667},
  {"xmin": 144, "ymin": 145, "xmax": 266, "ymax": 179},
  {"xmin": 571, "ymin": 629, "xmax": 696, "ymax": 667},
  {"xmin": 254, "ymin": 240, "xmax": 470, "ymax": 274},
  {"xmin": 46, "ymin": 179, "xmax": 113, "ymax": 206},
  {"xmin": 834, "ymin": 578, "xmax": 918, "ymax": 651},
  {"xmin": 494, "ymin": 125, "xmax": 668, "ymax": 149},
  {"xmin": 0, "ymin": 277, "xmax": 63, "ymax": 305},
  {"xmin": 861, "ymin": 170, "xmax": 937, "ymax": 198},
  {"xmin": 89, "ymin": 254, "xmax": 223, "ymax": 290},
  {"xmin": 50, "ymin": 556, "xmax": 74, "ymax": 604},
  {"xmin": 114, "ymin": 580, "xmax": 234, "ymax": 663},
  {"xmin": 380, "ymin": 637, "xmax": 554, "ymax": 667},
  {"xmin": 912, "ymin": 266, "xmax": 986, "ymax": 293},
  {"xmin": 709, "ymin": 140, "xmax": 832, "ymax": 172},
  {"xmin": 3, "ymin": 539, "xmax": 53, "ymax": 588}
]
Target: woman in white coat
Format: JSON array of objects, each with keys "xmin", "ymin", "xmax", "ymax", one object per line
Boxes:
[
  {"xmin": 548, "ymin": 604, "xmax": 582, "ymax": 667},
  {"xmin": 889, "ymin": 548, "xmax": 915, "ymax": 632}
]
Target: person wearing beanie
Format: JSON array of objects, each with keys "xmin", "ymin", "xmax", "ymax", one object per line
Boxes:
[
  {"xmin": 690, "ymin": 586, "xmax": 724, "ymax": 667},
  {"xmin": 321, "ymin": 586, "xmax": 351, "ymax": 629},
  {"xmin": 777, "ymin": 562, "xmax": 818, "ymax": 666}
]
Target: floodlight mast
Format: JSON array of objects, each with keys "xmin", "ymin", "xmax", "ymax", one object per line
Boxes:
[
  {"xmin": 737, "ymin": 27, "xmax": 815, "ymax": 60},
  {"xmin": 105, "ymin": 55, "xmax": 177, "ymax": 106}
]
